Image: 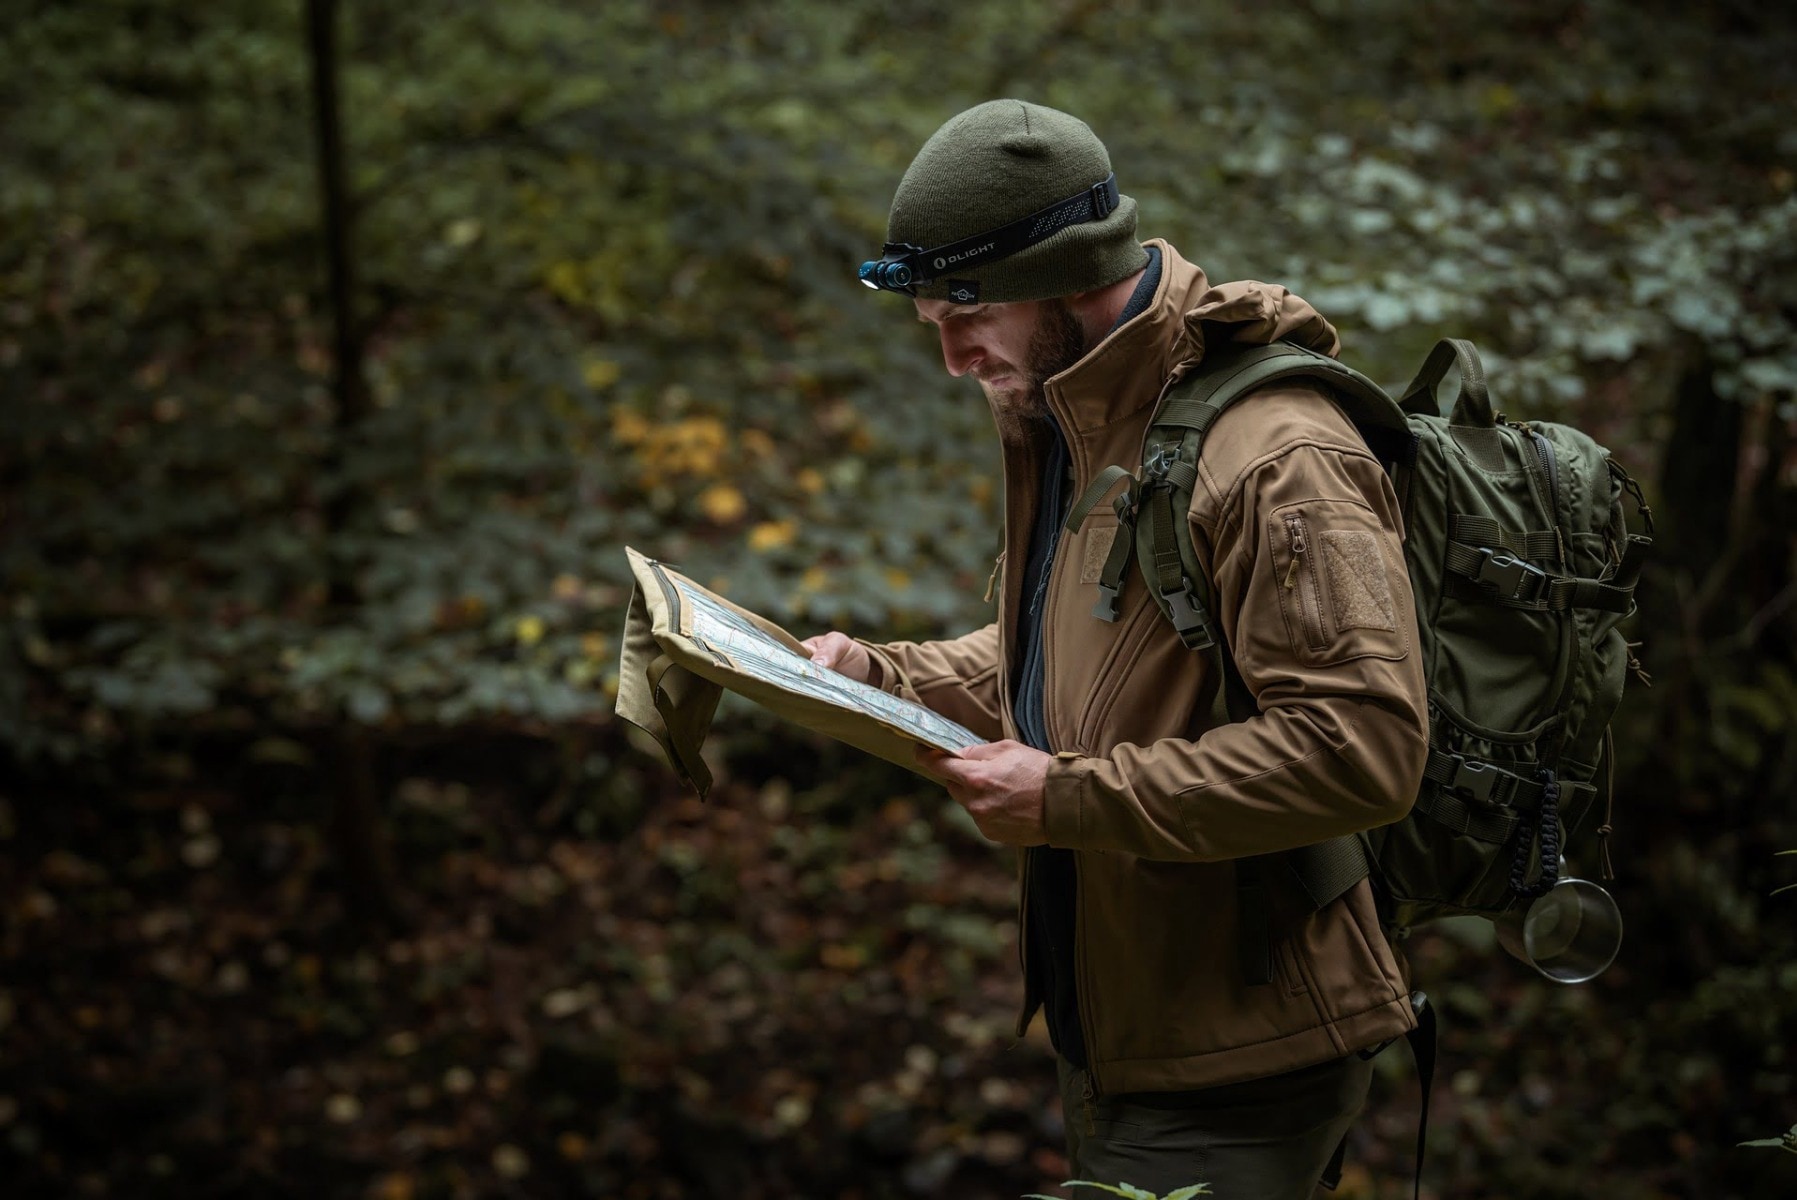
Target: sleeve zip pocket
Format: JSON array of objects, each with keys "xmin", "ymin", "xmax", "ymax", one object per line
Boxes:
[{"xmin": 1280, "ymin": 513, "xmax": 1328, "ymax": 651}]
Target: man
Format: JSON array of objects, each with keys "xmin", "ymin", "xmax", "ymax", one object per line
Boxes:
[{"xmin": 802, "ymin": 100, "xmax": 1429, "ymax": 1198}]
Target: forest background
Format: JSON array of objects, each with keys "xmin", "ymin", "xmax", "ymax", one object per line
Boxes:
[{"xmin": 3, "ymin": 1, "xmax": 1796, "ymax": 1197}]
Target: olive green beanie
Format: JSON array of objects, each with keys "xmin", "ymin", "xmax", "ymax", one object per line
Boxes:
[{"xmin": 881, "ymin": 99, "xmax": 1147, "ymax": 304}]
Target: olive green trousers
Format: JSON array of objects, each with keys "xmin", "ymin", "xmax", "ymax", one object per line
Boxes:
[{"xmin": 1055, "ymin": 1052, "xmax": 1374, "ymax": 1200}]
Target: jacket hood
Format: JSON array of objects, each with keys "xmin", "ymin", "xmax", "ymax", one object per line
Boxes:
[{"xmin": 1180, "ymin": 273, "xmax": 1341, "ymax": 362}]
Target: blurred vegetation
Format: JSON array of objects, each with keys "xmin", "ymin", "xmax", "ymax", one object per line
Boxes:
[{"xmin": 1, "ymin": 1, "xmax": 1794, "ymax": 1197}]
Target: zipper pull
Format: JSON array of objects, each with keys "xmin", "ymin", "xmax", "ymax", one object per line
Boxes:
[{"xmin": 1283, "ymin": 516, "xmax": 1307, "ymax": 589}]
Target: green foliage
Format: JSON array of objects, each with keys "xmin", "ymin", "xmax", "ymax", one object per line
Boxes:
[{"xmin": 7, "ymin": 0, "xmax": 1796, "ymax": 762}]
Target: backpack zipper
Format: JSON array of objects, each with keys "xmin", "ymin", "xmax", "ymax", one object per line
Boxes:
[
  {"xmin": 1514, "ymin": 422, "xmax": 1566, "ymax": 563},
  {"xmin": 1529, "ymin": 428, "xmax": 1560, "ymax": 502}
]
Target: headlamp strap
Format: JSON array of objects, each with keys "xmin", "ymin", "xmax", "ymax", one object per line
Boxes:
[{"xmin": 866, "ymin": 173, "xmax": 1119, "ymax": 291}]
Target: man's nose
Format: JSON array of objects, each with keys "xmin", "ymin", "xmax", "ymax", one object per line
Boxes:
[{"xmin": 938, "ymin": 327, "xmax": 980, "ymax": 378}]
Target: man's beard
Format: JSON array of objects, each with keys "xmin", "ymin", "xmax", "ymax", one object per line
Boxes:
[{"xmin": 986, "ymin": 298, "xmax": 1089, "ymax": 444}]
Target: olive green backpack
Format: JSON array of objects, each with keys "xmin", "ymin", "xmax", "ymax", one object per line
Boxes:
[{"xmin": 1065, "ymin": 337, "xmax": 1654, "ymax": 947}]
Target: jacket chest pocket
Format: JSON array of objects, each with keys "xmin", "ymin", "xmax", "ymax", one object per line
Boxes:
[{"xmin": 1267, "ymin": 498, "xmax": 1411, "ymax": 666}]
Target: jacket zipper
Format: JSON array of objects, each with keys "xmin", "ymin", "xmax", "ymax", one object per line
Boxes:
[
  {"xmin": 1282, "ymin": 514, "xmax": 1307, "ymax": 589},
  {"xmin": 1283, "ymin": 514, "xmax": 1327, "ymax": 649}
]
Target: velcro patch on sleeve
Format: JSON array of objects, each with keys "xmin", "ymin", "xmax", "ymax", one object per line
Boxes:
[
  {"xmin": 1081, "ymin": 525, "xmax": 1118, "ymax": 585},
  {"xmin": 1321, "ymin": 530, "xmax": 1396, "ymax": 632}
]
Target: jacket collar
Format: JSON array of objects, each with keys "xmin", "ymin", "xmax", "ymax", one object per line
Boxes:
[
  {"xmin": 1043, "ymin": 238, "xmax": 1342, "ymax": 438},
  {"xmin": 1043, "ymin": 239, "xmax": 1208, "ymax": 437}
]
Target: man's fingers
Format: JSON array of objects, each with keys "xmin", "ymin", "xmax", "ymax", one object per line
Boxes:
[
  {"xmin": 800, "ymin": 633, "xmax": 840, "ymax": 669},
  {"xmin": 913, "ymin": 744, "xmax": 956, "ymax": 780}
]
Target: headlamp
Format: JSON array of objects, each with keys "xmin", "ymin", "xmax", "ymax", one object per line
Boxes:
[
  {"xmin": 856, "ymin": 173, "xmax": 1119, "ymax": 296},
  {"xmin": 858, "ymin": 247, "xmax": 921, "ymax": 293}
]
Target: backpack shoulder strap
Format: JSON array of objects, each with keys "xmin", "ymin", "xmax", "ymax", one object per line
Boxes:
[{"xmin": 1129, "ymin": 341, "xmax": 1413, "ymax": 646}]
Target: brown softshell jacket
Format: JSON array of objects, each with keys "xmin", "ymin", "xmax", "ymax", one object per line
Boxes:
[{"xmin": 862, "ymin": 240, "xmax": 1430, "ymax": 1096}]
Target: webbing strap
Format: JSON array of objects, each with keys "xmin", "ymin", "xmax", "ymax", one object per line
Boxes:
[
  {"xmin": 1351, "ymin": 989, "xmax": 1434, "ymax": 1200},
  {"xmin": 1285, "ymin": 836, "xmax": 1371, "ymax": 911},
  {"xmin": 1408, "ymin": 992, "xmax": 1436, "ymax": 1200},
  {"xmin": 1162, "ymin": 459, "xmax": 1199, "ymax": 494},
  {"xmin": 1146, "ymin": 486, "xmax": 1183, "ymax": 594},
  {"xmin": 1063, "ymin": 464, "xmax": 1133, "ymax": 534},
  {"xmin": 1140, "ymin": 481, "xmax": 1213, "ymax": 648},
  {"xmin": 1091, "ymin": 502, "xmax": 1138, "ymax": 621},
  {"xmin": 1412, "ymin": 786, "xmax": 1521, "ymax": 845},
  {"xmin": 1448, "ymin": 514, "xmax": 1560, "ymax": 562},
  {"xmin": 1152, "ymin": 396, "xmax": 1225, "ymax": 434},
  {"xmin": 1444, "ymin": 541, "xmax": 1636, "ymax": 613},
  {"xmin": 1615, "ymin": 533, "xmax": 1651, "ymax": 589},
  {"xmin": 1418, "ymin": 750, "xmax": 1596, "ymax": 840}
]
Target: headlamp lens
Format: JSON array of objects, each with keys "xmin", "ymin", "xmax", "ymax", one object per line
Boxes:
[{"xmin": 858, "ymin": 250, "xmax": 918, "ymax": 294}]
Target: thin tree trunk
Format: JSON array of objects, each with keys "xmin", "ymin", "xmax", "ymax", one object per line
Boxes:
[{"xmin": 307, "ymin": 0, "xmax": 400, "ymax": 926}]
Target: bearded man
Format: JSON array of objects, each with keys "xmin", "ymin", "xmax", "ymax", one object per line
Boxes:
[{"xmin": 803, "ymin": 99, "xmax": 1429, "ymax": 1198}]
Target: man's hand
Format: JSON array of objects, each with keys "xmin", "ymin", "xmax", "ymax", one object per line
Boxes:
[
  {"xmin": 915, "ymin": 740, "xmax": 1051, "ymax": 847},
  {"xmin": 799, "ymin": 631, "xmax": 875, "ymax": 685}
]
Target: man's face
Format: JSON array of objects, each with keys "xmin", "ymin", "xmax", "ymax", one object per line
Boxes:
[{"xmin": 915, "ymin": 296, "xmax": 1089, "ymax": 435}]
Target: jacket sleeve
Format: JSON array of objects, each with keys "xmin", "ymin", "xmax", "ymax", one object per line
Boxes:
[
  {"xmin": 1041, "ymin": 439, "xmax": 1429, "ymax": 861},
  {"xmin": 861, "ymin": 623, "xmax": 1006, "ymax": 743}
]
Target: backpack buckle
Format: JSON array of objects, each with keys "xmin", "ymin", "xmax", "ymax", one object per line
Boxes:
[
  {"xmin": 1475, "ymin": 549, "xmax": 1548, "ymax": 602},
  {"xmin": 1161, "ymin": 579, "xmax": 1215, "ymax": 651},
  {"xmin": 1142, "ymin": 444, "xmax": 1179, "ymax": 482},
  {"xmin": 1449, "ymin": 756, "xmax": 1504, "ymax": 804},
  {"xmin": 1092, "ymin": 580, "xmax": 1123, "ymax": 622}
]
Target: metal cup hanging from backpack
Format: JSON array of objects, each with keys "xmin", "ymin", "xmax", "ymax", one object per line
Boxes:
[{"xmin": 1495, "ymin": 866, "xmax": 1623, "ymax": 984}]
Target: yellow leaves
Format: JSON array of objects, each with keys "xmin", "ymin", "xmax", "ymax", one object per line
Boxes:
[
  {"xmin": 748, "ymin": 519, "xmax": 796, "ymax": 551},
  {"xmin": 800, "ymin": 566, "xmax": 830, "ymax": 593},
  {"xmin": 582, "ymin": 358, "xmax": 621, "ymax": 390},
  {"xmin": 626, "ymin": 415, "xmax": 731, "ymax": 480},
  {"xmin": 611, "ymin": 408, "xmax": 650, "ymax": 446},
  {"xmin": 699, "ymin": 483, "xmax": 747, "ymax": 524},
  {"xmin": 883, "ymin": 567, "xmax": 911, "ymax": 592},
  {"xmin": 515, "ymin": 615, "xmax": 545, "ymax": 647},
  {"xmin": 796, "ymin": 468, "xmax": 825, "ymax": 495},
  {"xmin": 580, "ymin": 633, "xmax": 609, "ymax": 661},
  {"xmin": 740, "ymin": 429, "xmax": 776, "ymax": 459}
]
